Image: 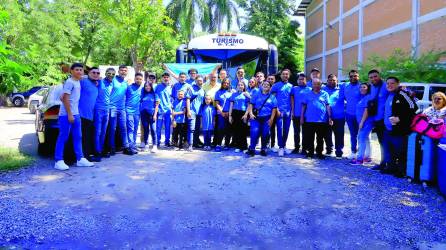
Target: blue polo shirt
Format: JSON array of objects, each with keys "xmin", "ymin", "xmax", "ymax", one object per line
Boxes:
[
  {"xmin": 230, "ymin": 78, "xmax": 248, "ymax": 90},
  {"xmin": 79, "ymin": 78, "xmax": 99, "ymax": 120},
  {"xmin": 155, "ymin": 82, "xmax": 173, "ymax": 114},
  {"xmin": 110, "ymin": 76, "xmax": 128, "ymax": 110},
  {"xmin": 341, "ymin": 82, "xmax": 361, "ymax": 116},
  {"xmin": 356, "ymin": 94, "xmax": 374, "ymax": 124},
  {"xmin": 186, "ymin": 78, "xmax": 195, "ymax": 85},
  {"xmin": 323, "ymin": 85, "xmax": 345, "ymax": 119},
  {"xmin": 248, "ymin": 87, "xmax": 260, "ymax": 98},
  {"xmin": 95, "ymin": 78, "xmax": 113, "ymax": 111},
  {"xmin": 291, "ymin": 85, "xmax": 311, "ymax": 117},
  {"xmin": 271, "ymin": 81, "xmax": 293, "ymax": 114},
  {"xmin": 302, "ymin": 90, "xmax": 330, "ymax": 123},
  {"xmin": 370, "ymin": 80, "xmax": 389, "ymax": 121},
  {"xmin": 215, "ymin": 89, "xmax": 234, "ymax": 112},
  {"xmin": 201, "ymin": 104, "xmax": 216, "ymax": 131},
  {"xmin": 173, "ymin": 99, "xmax": 186, "ymax": 123},
  {"xmin": 125, "ymin": 83, "xmax": 143, "ymax": 115},
  {"xmin": 250, "ymin": 92, "xmax": 278, "ymax": 117},
  {"xmin": 190, "ymin": 84, "xmax": 205, "ymax": 115},
  {"xmin": 172, "ymin": 81, "xmax": 192, "ymax": 101},
  {"xmin": 140, "ymin": 91, "xmax": 156, "ymax": 114},
  {"xmin": 229, "ymin": 91, "xmax": 249, "ymax": 111},
  {"xmin": 384, "ymin": 93, "xmax": 395, "ymax": 130}
]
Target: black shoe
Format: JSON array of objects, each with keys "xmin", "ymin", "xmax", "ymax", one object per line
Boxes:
[
  {"xmin": 291, "ymin": 149, "xmax": 300, "ymax": 154},
  {"xmin": 260, "ymin": 150, "xmax": 267, "ymax": 156},
  {"xmin": 380, "ymin": 167, "xmax": 394, "ymax": 175},
  {"xmin": 300, "ymin": 150, "xmax": 307, "ymax": 156},
  {"xmin": 110, "ymin": 149, "xmax": 116, "ymax": 156},
  {"xmin": 371, "ymin": 164, "xmax": 382, "ymax": 171},
  {"xmin": 90, "ymin": 156, "xmax": 102, "ymax": 162},
  {"xmin": 102, "ymin": 152, "xmax": 110, "ymax": 158},
  {"xmin": 317, "ymin": 154, "xmax": 326, "ymax": 160},
  {"xmin": 123, "ymin": 148, "xmax": 134, "ymax": 155},
  {"xmin": 306, "ymin": 153, "xmax": 314, "ymax": 159},
  {"xmin": 132, "ymin": 149, "xmax": 138, "ymax": 155},
  {"xmin": 247, "ymin": 149, "xmax": 255, "ymax": 157},
  {"xmin": 193, "ymin": 144, "xmax": 204, "ymax": 148}
]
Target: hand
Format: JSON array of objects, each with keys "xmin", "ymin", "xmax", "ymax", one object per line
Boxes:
[
  {"xmin": 300, "ymin": 117, "xmax": 304, "ymax": 125},
  {"xmin": 68, "ymin": 114, "xmax": 75, "ymax": 124},
  {"xmin": 249, "ymin": 113, "xmax": 256, "ymax": 120},
  {"xmin": 389, "ymin": 116, "xmax": 400, "ymax": 125},
  {"xmin": 229, "ymin": 115, "xmax": 233, "ymax": 124},
  {"xmin": 187, "ymin": 111, "xmax": 192, "ymax": 119},
  {"xmin": 329, "ymin": 118, "xmax": 334, "ymax": 126},
  {"xmin": 268, "ymin": 118, "xmax": 273, "ymax": 127},
  {"xmin": 242, "ymin": 114, "xmax": 248, "ymax": 123},
  {"xmin": 217, "ymin": 109, "xmax": 223, "ymax": 115}
]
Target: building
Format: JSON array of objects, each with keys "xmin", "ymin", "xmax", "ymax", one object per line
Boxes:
[{"xmin": 296, "ymin": 0, "xmax": 446, "ymax": 79}]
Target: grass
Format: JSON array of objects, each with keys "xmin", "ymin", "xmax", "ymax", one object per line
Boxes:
[{"xmin": 0, "ymin": 146, "xmax": 33, "ymax": 171}]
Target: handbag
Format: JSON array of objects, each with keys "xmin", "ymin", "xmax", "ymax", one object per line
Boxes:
[
  {"xmin": 252, "ymin": 94, "xmax": 271, "ymax": 117},
  {"xmin": 411, "ymin": 114, "xmax": 445, "ymax": 139}
]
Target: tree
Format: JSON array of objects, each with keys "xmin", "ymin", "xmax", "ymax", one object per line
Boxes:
[
  {"xmin": 208, "ymin": 0, "xmax": 241, "ymax": 33},
  {"xmin": 241, "ymin": 0, "xmax": 304, "ymax": 75},
  {"xmin": 166, "ymin": 0, "xmax": 211, "ymax": 41}
]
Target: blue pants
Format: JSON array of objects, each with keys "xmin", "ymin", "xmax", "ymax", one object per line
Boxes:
[
  {"xmin": 325, "ymin": 118, "xmax": 345, "ymax": 157},
  {"xmin": 249, "ymin": 116, "xmax": 270, "ymax": 150},
  {"xmin": 94, "ymin": 109, "xmax": 109, "ymax": 154},
  {"xmin": 346, "ymin": 114, "xmax": 358, "ymax": 153},
  {"xmin": 276, "ymin": 112, "xmax": 291, "ymax": 148},
  {"xmin": 357, "ymin": 122, "xmax": 373, "ymax": 161},
  {"xmin": 141, "ymin": 110, "xmax": 156, "ymax": 145},
  {"xmin": 127, "ymin": 113, "xmax": 140, "ymax": 150},
  {"xmin": 55, "ymin": 115, "xmax": 83, "ymax": 161},
  {"xmin": 156, "ymin": 111, "xmax": 171, "ymax": 146},
  {"xmin": 215, "ymin": 114, "xmax": 230, "ymax": 146},
  {"xmin": 187, "ymin": 115, "xmax": 201, "ymax": 145},
  {"xmin": 203, "ymin": 130, "xmax": 213, "ymax": 147},
  {"xmin": 292, "ymin": 116, "xmax": 302, "ymax": 150},
  {"xmin": 383, "ymin": 130, "xmax": 407, "ymax": 169},
  {"xmin": 109, "ymin": 109, "xmax": 129, "ymax": 150}
]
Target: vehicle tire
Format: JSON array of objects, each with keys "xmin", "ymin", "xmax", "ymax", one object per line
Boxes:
[{"xmin": 13, "ymin": 97, "xmax": 24, "ymax": 107}]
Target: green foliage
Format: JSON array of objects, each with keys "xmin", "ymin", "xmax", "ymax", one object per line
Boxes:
[
  {"xmin": 0, "ymin": 0, "xmax": 179, "ymax": 94},
  {"xmin": 355, "ymin": 49, "xmax": 446, "ymax": 83},
  {"xmin": 0, "ymin": 146, "xmax": 33, "ymax": 172},
  {"xmin": 240, "ymin": 0, "xmax": 304, "ymax": 75}
]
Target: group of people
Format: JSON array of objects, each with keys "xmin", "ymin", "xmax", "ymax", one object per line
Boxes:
[{"xmin": 54, "ymin": 63, "xmax": 446, "ymax": 179}]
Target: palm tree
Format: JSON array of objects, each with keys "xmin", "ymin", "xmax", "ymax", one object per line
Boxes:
[
  {"xmin": 166, "ymin": 0, "xmax": 210, "ymax": 41},
  {"xmin": 208, "ymin": 0, "xmax": 241, "ymax": 33}
]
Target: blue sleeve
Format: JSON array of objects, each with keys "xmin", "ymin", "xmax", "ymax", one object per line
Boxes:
[
  {"xmin": 271, "ymin": 96, "xmax": 278, "ymax": 108},
  {"xmin": 62, "ymin": 79, "xmax": 74, "ymax": 94}
]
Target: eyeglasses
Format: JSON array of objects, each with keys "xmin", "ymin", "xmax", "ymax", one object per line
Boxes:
[
  {"xmin": 148, "ymin": 76, "xmax": 156, "ymax": 79},
  {"xmin": 106, "ymin": 72, "xmax": 115, "ymax": 76}
]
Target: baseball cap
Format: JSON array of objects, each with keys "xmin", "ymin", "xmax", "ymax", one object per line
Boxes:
[{"xmin": 311, "ymin": 68, "xmax": 321, "ymax": 73}]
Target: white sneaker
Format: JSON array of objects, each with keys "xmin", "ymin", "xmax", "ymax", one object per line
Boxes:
[
  {"xmin": 54, "ymin": 160, "xmax": 69, "ymax": 170},
  {"xmin": 347, "ymin": 152, "xmax": 356, "ymax": 160},
  {"xmin": 235, "ymin": 149, "xmax": 241, "ymax": 153},
  {"xmin": 151, "ymin": 145, "xmax": 158, "ymax": 153},
  {"xmin": 138, "ymin": 142, "xmax": 146, "ymax": 149},
  {"xmin": 271, "ymin": 147, "xmax": 279, "ymax": 153},
  {"xmin": 278, "ymin": 148, "xmax": 284, "ymax": 157},
  {"xmin": 285, "ymin": 148, "xmax": 292, "ymax": 155},
  {"xmin": 187, "ymin": 146, "xmax": 193, "ymax": 152},
  {"xmin": 76, "ymin": 158, "xmax": 94, "ymax": 167}
]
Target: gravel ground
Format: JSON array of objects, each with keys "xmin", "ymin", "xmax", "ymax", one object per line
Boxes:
[{"xmin": 1, "ymin": 108, "xmax": 446, "ymax": 249}]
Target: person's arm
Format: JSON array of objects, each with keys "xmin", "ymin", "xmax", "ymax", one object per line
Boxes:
[
  {"xmin": 300, "ymin": 104, "xmax": 307, "ymax": 124},
  {"xmin": 248, "ymin": 103, "xmax": 256, "ymax": 120},
  {"xmin": 215, "ymin": 100, "xmax": 223, "ymax": 115},
  {"xmin": 327, "ymin": 105, "xmax": 333, "ymax": 126},
  {"xmin": 290, "ymin": 94, "xmax": 295, "ymax": 120},
  {"xmin": 359, "ymin": 108, "xmax": 368, "ymax": 129},
  {"xmin": 162, "ymin": 64, "xmax": 179, "ymax": 80},
  {"xmin": 62, "ymin": 93, "xmax": 74, "ymax": 123},
  {"xmin": 229, "ymin": 101, "xmax": 234, "ymax": 124},
  {"xmin": 268, "ymin": 108, "xmax": 277, "ymax": 127}
]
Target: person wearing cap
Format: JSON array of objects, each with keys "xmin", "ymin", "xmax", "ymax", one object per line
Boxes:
[
  {"xmin": 307, "ymin": 68, "xmax": 321, "ymax": 89},
  {"xmin": 271, "ymin": 69, "xmax": 293, "ymax": 157},
  {"xmin": 154, "ymin": 71, "xmax": 174, "ymax": 148},
  {"xmin": 109, "ymin": 65, "xmax": 133, "ymax": 155}
]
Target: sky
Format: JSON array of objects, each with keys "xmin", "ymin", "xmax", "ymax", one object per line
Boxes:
[{"xmin": 162, "ymin": 0, "xmax": 305, "ymax": 35}]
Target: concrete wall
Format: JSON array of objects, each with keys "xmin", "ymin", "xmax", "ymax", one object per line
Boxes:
[{"xmin": 303, "ymin": 0, "xmax": 446, "ymax": 79}]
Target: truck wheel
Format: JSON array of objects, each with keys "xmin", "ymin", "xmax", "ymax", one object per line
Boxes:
[{"xmin": 13, "ymin": 97, "xmax": 24, "ymax": 107}]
